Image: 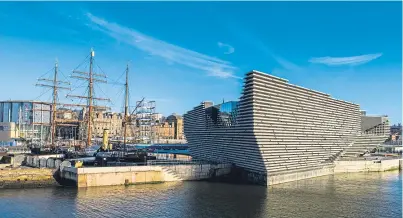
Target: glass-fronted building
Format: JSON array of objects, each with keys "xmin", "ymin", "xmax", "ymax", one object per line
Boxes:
[{"xmin": 0, "ymin": 101, "xmax": 51, "ymax": 144}]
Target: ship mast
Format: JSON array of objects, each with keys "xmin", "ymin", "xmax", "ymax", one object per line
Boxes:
[
  {"xmin": 87, "ymin": 49, "xmax": 94, "ymax": 147},
  {"xmin": 52, "ymin": 61, "xmax": 59, "ymax": 146},
  {"xmin": 36, "ymin": 59, "xmax": 70, "ymax": 147},
  {"xmin": 123, "ymin": 63, "xmax": 129, "ymax": 151},
  {"xmin": 67, "ymin": 49, "xmax": 110, "ymax": 147}
]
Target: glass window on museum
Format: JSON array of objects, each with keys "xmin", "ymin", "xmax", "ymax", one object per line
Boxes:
[
  {"xmin": 218, "ymin": 101, "xmax": 239, "ymax": 127},
  {"xmin": 205, "ymin": 101, "xmax": 239, "ymax": 128}
]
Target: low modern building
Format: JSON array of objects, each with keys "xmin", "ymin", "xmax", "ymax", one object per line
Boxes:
[
  {"xmin": 0, "ymin": 122, "xmax": 19, "ymax": 145},
  {"xmin": 361, "ymin": 115, "xmax": 390, "ymax": 135},
  {"xmin": 184, "ymin": 70, "xmax": 389, "ymax": 185},
  {"xmin": 0, "ymin": 100, "xmax": 51, "ymax": 145}
]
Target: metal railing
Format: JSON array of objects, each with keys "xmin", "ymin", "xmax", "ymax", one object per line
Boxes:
[
  {"xmin": 383, "ymin": 140, "xmax": 402, "ymax": 146},
  {"xmin": 147, "ymin": 159, "xmax": 228, "ymax": 166},
  {"xmin": 0, "ymin": 146, "xmax": 31, "ymax": 154}
]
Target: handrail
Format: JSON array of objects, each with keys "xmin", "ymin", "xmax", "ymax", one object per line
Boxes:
[{"xmin": 147, "ymin": 159, "xmax": 229, "ymax": 166}]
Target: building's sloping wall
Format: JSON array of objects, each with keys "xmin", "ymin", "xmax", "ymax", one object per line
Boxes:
[
  {"xmin": 185, "ymin": 92, "xmax": 267, "ymax": 173},
  {"xmin": 248, "ymin": 71, "xmax": 361, "ymax": 174},
  {"xmin": 184, "ymin": 70, "xmax": 376, "ymax": 176}
]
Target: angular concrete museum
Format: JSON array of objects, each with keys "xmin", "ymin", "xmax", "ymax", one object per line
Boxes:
[{"xmin": 184, "ymin": 70, "xmax": 390, "ymax": 185}]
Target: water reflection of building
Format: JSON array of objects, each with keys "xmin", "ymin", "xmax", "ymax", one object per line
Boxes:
[{"xmin": 0, "ymin": 100, "xmax": 51, "ymax": 145}]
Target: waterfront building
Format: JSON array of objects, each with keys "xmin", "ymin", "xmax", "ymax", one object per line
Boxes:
[
  {"xmin": 93, "ymin": 111, "xmax": 125, "ymax": 138},
  {"xmin": 157, "ymin": 120, "xmax": 175, "ymax": 140},
  {"xmin": 0, "ymin": 100, "xmax": 51, "ymax": 145},
  {"xmin": 152, "ymin": 113, "xmax": 164, "ymax": 123},
  {"xmin": 184, "ymin": 70, "xmax": 390, "ymax": 185},
  {"xmin": 156, "ymin": 114, "xmax": 185, "ymax": 141},
  {"xmin": 388, "ymin": 124, "xmax": 402, "ymax": 145},
  {"xmin": 390, "ymin": 134, "xmax": 400, "ymax": 142},
  {"xmin": 361, "ymin": 114, "xmax": 390, "ymax": 135},
  {"xmin": 0, "ymin": 122, "xmax": 19, "ymax": 146},
  {"xmin": 55, "ymin": 108, "xmax": 80, "ymax": 140},
  {"xmin": 165, "ymin": 114, "xmax": 184, "ymax": 140},
  {"xmin": 390, "ymin": 123, "xmax": 402, "ymax": 135}
]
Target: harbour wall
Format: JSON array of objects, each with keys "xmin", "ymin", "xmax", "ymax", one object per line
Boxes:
[
  {"xmin": 1, "ymin": 153, "xmax": 401, "ymax": 188},
  {"xmin": 0, "ymin": 168, "xmax": 59, "ymax": 188},
  {"xmin": 0, "ymin": 154, "xmax": 68, "ymax": 189},
  {"xmin": 162, "ymin": 163, "xmax": 232, "ymax": 181},
  {"xmin": 0, "ymin": 154, "xmax": 27, "ymax": 168},
  {"xmin": 242, "ymin": 158, "xmax": 402, "ymax": 186},
  {"xmin": 60, "ymin": 163, "xmax": 232, "ymax": 188},
  {"xmin": 334, "ymin": 159, "xmax": 401, "ymax": 173},
  {"xmin": 268, "ymin": 166, "xmax": 335, "ymax": 186}
]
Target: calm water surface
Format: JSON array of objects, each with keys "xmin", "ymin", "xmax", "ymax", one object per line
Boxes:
[{"xmin": 0, "ymin": 172, "xmax": 401, "ymax": 218}]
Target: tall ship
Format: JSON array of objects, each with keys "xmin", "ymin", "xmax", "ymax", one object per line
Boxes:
[{"xmin": 32, "ymin": 49, "xmax": 159, "ymax": 153}]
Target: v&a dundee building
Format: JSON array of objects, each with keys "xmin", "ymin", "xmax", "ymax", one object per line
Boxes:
[{"xmin": 184, "ymin": 70, "xmax": 390, "ymax": 185}]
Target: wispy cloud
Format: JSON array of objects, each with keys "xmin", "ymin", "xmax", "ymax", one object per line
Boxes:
[
  {"xmin": 217, "ymin": 42, "xmax": 235, "ymax": 55},
  {"xmin": 86, "ymin": 13, "xmax": 240, "ymax": 79},
  {"xmin": 272, "ymin": 56, "xmax": 302, "ymax": 72},
  {"xmin": 309, "ymin": 53, "xmax": 383, "ymax": 66},
  {"xmin": 237, "ymin": 32, "xmax": 302, "ymax": 72}
]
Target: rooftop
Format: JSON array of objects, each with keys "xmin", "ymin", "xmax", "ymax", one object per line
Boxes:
[{"xmin": 0, "ymin": 100, "xmax": 51, "ymax": 105}]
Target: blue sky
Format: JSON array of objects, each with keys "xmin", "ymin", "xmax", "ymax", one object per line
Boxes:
[{"xmin": 0, "ymin": 2, "xmax": 401, "ymax": 123}]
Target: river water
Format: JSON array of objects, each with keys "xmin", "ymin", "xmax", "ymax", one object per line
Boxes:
[{"xmin": 0, "ymin": 172, "xmax": 401, "ymax": 218}]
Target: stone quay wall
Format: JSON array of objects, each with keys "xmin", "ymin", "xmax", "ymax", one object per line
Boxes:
[
  {"xmin": 0, "ymin": 154, "xmax": 66, "ymax": 189},
  {"xmin": 161, "ymin": 163, "xmax": 232, "ymax": 181},
  {"xmin": 0, "ymin": 168, "xmax": 59, "ymax": 188},
  {"xmin": 241, "ymin": 158, "xmax": 402, "ymax": 186},
  {"xmin": 60, "ymin": 163, "xmax": 233, "ymax": 188},
  {"xmin": 334, "ymin": 159, "xmax": 401, "ymax": 173}
]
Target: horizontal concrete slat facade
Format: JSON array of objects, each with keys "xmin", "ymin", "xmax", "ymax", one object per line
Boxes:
[{"xmin": 184, "ymin": 70, "xmax": 383, "ymax": 177}]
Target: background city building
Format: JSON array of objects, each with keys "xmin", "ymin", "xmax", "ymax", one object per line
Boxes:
[
  {"xmin": 0, "ymin": 99, "xmax": 186, "ymax": 145},
  {"xmin": 0, "ymin": 100, "xmax": 51, "ymax": 145},
  {"xmin": 55, "ymin": 108, "xmax": 80, "ymax": 140},
  {"xmin": 165, "ymin": 114, "xmax": 184, "ymax": 140},
  {"xmin": 390, "ymin": 123, "xmax": 402, "ymax": 135},
  {"xmin": 388, "ymin": 123, "xmax": 402, "ymax": 144},
  {"xmin": 156, "ymin": 113, "xmax": 185, "ymax": 142},
  {"xmin": 93, "ymin": 111, "xmax": 124, "ymax": 138},
  {"xmin": 361, "ymin": 115, "xmax": 390, "ymax": 135}
]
